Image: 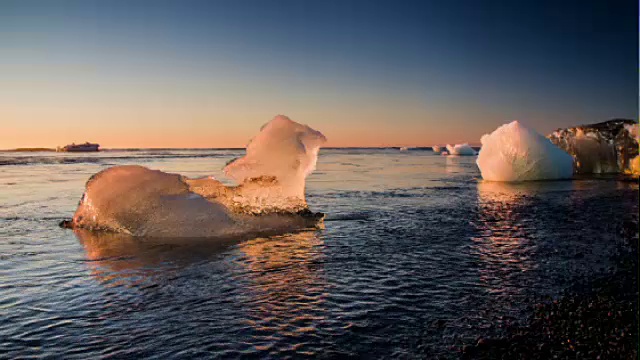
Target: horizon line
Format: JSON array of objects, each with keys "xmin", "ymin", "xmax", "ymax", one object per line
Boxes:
[{"xmin": 1, "ymin": 145, "xmax": 484, "ymax": 152}]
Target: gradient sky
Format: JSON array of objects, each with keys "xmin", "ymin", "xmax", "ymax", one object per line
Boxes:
[{"xmin": 1, "ymin": 0, "xmax": 637, "ymax": 148}]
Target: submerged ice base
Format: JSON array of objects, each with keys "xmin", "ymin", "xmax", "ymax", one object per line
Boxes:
[
  {"xmin": 69, "ymin": 115, "xmax": 326, "ymax": 238},
  {"xmin": 477, "ymin": 121, "xmax": 573, "ymax": 182}
]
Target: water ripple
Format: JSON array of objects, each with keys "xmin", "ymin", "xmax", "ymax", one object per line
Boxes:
[{"xmin": 0, "ymin": 151, "xmax": 637, "ymax": 358}]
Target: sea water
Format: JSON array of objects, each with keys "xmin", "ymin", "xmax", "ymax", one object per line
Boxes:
[{"xmin": 1, "ymin": 149, "xmax": 637, "ymax": 358}]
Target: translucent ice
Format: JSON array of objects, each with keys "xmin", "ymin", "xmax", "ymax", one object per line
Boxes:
[
  {"xmin": 569, "ymin": 130, "xmax": 618, "ymax": 173},
  {"xmin": 548, "ymin": 119, "xmax": 639, "ymax": 174},
  {"xmin": 476, "ymin": 121, "xmax": 573, "ymax": 181},
  {"xmin": 628, "ymin": 155, "xmax": 640, "ymax": 176},
  {"xmin": 71, "ymin": 115, "xmax": 326, "ymax": 237},
  {"xmin": 445, "ymin": 143, "xmax": 476, "ymax": 156},
  {"xmin": 71, "ymin": 165, "xmax": 233, "ymax": 237},
  {"xmin": 224, "ymin": 115, "xmax": 326, "ymax": 211}
]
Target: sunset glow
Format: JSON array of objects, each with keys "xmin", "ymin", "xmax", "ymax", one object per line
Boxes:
[{"xmin": 1, "ymin": 0, "xmax": 636, "ymax": 149}]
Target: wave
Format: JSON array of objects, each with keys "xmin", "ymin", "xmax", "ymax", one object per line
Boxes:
[{"xmin": 0, "ymin": 153, "xmax": 239, "ymax": 166}]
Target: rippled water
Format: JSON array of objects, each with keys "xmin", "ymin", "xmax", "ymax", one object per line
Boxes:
[{"xmin": 1, "ymin": 149, "xmax": 637, "ymax": 358}]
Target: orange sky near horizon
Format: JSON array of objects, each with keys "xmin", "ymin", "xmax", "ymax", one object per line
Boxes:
[
  {"xmin": 1, "ymin": 117, "xmax": 486, "ymax": 149},
  {"xmin": 1, "ymin": 89, "xmax": 513, "ymax": 149},
  {"xmin": 0, "ymin": 109, "xmax": 618, "ymax": 150},
  {"xmin": 0, "ymin": 105, "xmax": 538, "ymax": 149},
  {"xmin": 1, "ymin": 89, "xmax": 596, "ymax": 149}
]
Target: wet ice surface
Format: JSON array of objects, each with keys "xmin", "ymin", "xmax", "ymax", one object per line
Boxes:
[
  {"xmin": 477, "ymin": 121, "xmax": 573, "ymax": 181},
  {"xmin": 1, "ymin": 149, "xmax": 637, "ymax": 358}
]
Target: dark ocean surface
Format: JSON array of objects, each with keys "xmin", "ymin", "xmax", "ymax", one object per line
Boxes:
[{"xmin": 1, "ymin": 149, "xmax": 637, "ymax": 358}]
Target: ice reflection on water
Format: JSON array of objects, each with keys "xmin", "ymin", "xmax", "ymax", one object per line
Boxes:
[
  {"xmin": 75, "ymin": 229, "xmax": 237, "ymax": 287},
  {"xmin": 473, "ymin": 182, "xmax": 539, "ymax": 298},
  {"xmin": 236, "ymin": 232, "xmax": 329, "ymax": 353}
]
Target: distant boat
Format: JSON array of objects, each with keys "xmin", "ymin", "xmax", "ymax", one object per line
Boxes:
[{"xmin": 58, "ymin": 142, "xmax": 100, "ymax": 152}]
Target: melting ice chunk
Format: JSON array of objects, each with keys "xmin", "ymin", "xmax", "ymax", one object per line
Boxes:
[
  {"xmin": 548, "ymin": 120, "xmax": 639, "ymax": 174},
  {"xmin": 445, "ymin": 143, "xmax": 476, "ymax": 156},
  {"xmin": 72, "ymin": 165, "xmax": 236, "ymax": 237},
  {"xmin": 70, "ymin": 115, "xmax": 326, "ymax": 237},
  {"xmin": 476, "ymin": 121, "xmax": 573, "ymax": 181},
  {"xmin": 224, "ymin": 115, "xmax": 326, "ymax": 203}
]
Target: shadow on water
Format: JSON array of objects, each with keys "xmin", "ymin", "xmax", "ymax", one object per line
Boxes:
[
  {"xmin": 73, "ymin": 229, "xmax": 242, "ymax": 286},
  {"xmin": 73, "ymin": 228, "xmax": 325, "ymax": 287}
]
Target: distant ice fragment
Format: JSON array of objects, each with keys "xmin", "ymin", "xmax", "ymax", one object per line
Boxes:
[
  {"xmin": 476, "ymin": 121, "xmax": 573, "ymax": 182},
  {"xmin": 445, "ymin": 143, "xmax": 476, "ymax": 156},
  {"xmin": 432, "ymin": 145, "xmax": 443, "ymax": 154}
]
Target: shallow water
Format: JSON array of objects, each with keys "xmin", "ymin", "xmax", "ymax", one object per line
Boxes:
[{"xmin": 1, "ymin": 149, "xmax": 637, "ymax": 358}]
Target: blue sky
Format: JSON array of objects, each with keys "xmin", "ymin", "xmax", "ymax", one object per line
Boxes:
[{"xmin": 0, "ymin": 0, "xmax": 637, "ymax": 148}]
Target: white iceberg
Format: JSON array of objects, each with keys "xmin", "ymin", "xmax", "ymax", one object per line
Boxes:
[
  {"xmin": 69, "ymin": 115, "xmax": 326, "ymax": 238},
  {"xmin": 445, "ymin": 143, "xmax": 476, "ymax": 156},
  {"xmin": 432, "ymin": 145, "xmax": 443, "ymax": 154},
  {"xmin": 476, "ymin": 121, "xmax": 573, "ymax": 182}
]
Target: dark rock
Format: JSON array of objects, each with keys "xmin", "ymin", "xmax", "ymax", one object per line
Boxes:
[{"xmin": 456, "ymin": 215, "xmax": 638, "ymax": 359}]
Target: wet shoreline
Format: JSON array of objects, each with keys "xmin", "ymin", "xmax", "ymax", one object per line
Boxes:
[{"xmin": 459, "ymin": 217, "xmax": 639, "ymax": 359}]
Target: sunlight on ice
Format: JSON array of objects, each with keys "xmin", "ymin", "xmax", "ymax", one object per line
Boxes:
[
  {"xmin": 628, "ymin": 155, "xmax": 640, "ymax": 176},
  {"xmin": 476, "ymin": 121, "xmax": 573, "ymax": 182},
  {"xmin": 223, "ymin": 115, "xmax": 327, "ymax": 213},
  {"xmin": 70, "ymin": 115, "xmax": 326, "ymax": 237}
]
